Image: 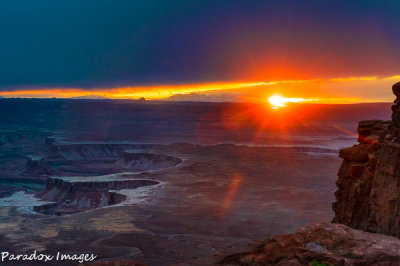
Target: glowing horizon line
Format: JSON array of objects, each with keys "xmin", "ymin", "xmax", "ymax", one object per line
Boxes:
[{"xmin": 0, "ymin": 73, "xmax": 399, "ymax": 101}]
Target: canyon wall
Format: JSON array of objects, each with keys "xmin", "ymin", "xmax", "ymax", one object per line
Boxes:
[{"xmin": 332, "ymin": 82, "xmax": 400, "ymax": 237}]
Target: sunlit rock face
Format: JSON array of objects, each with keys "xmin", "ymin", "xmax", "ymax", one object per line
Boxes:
[{"xmin": 332, "ymin": 82, "xmax": 400, "ymax": 237}]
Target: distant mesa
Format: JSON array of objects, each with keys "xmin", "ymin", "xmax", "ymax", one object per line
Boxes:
[
  {"xmin": 30, "ymin": 143, "xmax": 182, "ymax": 215},
  {"xmin": 70, "ymin": 94, "xmax": 109, "ymax": 100},
  {"xmin": 167, "ymin": 92, "xmax": 242, "ymax": 102},
  {"xmin": 35, "ymin": 177, "xmax": 159, "ymax": 216}
]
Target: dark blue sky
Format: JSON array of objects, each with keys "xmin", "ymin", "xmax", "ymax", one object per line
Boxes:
[{"xmin": 1, "ymin": 0, "xmax": 400, "ymax": 91}]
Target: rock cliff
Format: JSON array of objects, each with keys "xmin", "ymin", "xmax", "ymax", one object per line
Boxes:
[{"xmin": 332, "ymin": 82, "xmax": 400, "ymax": 237}]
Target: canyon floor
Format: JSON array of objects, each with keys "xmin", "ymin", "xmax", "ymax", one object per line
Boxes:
[{"xmin": 0, "ymin": 131, "xmax": 341, "ymax": 265}]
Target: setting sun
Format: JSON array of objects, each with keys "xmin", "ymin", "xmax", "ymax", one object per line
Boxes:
[
  {"xmin": 268, "ymin": 94, "xmax": 307, "ymax": 109},
  {"xmin": 268, "ymin": 95, "xmax": 289, "ymax": 107}
]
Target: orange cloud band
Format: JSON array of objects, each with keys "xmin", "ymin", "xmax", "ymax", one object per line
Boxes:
[
  {"xmin": 0, "ymin": 82, "xmax": 268, "ymax": 99},
  {"xmin": 0, "ymin": 74, "xmax": 399, "ymax": 103}
]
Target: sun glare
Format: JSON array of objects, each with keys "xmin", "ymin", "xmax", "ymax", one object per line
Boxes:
[{"xmin": 268, "ymin": 94, "xmax": 308, "ymax": 109}]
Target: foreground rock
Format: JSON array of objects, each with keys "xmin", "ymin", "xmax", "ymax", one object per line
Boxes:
[
  {"xmin": 332, "ymin": 82, "xmax": 400, "ymax": 237},
  {"xmin": 217, "ymin": 222, "xmax": 400, "ymax": 265}
]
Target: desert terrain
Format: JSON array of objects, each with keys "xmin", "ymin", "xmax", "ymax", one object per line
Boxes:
[{"xmin": 0, "ymin": 99, "xmax": 391, "ymax": 265}]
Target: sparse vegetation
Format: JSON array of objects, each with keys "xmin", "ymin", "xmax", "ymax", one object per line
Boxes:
[{"xmin": 310, "ymin": 259, "xmax": 333, "ymax": 266}]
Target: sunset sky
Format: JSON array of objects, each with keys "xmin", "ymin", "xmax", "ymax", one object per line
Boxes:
[{"xmin": 1, "ymin": 0, "xmax": 400, "ymax": 102}]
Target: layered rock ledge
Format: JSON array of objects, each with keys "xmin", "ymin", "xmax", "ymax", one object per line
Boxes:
[{"xmin": 332, "ymin": 82, "xmax": 400, "ymax": 237}]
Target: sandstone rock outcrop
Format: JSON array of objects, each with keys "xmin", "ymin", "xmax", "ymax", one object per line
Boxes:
[
  {"xmin": 217, "ymin": 223, "xmax": 400, "ymax": 265},
  {"xmin": 332, "ymin": 83, "xmax": 400, "ymax": 237}
]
